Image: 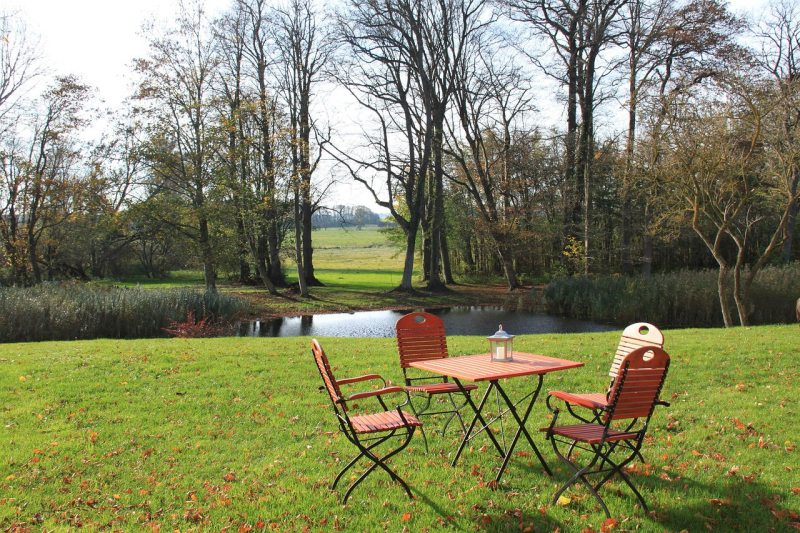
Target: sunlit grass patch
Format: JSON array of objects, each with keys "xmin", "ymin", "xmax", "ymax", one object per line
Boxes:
[{"xmin": 1, "ymin": 326, "xmax": 798, "ymax": 531}]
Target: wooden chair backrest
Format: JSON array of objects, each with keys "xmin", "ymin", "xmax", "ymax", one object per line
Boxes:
[
  {"xmin": 609, "ymin": 323, "xmax": 664, "ymax": 379},
  {"xmin": 396, "ymin": 312, "xmax": 449, "ymax": 369},
  {"xmin": 606, "ymin": 346, "xmax": 670, "ymax": 422},
  {"xmin": 312, "ymin": 339, "xmax": 346, "ymax": 411}
]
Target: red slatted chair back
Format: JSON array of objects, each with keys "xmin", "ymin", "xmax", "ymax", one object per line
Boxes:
[
  {"xmin": 312, "ymin": 339, "xmax": 347, "ymax": 411},
  {"xmin": 396, "ymin": 312, "xmax": 449, "ymax": 369},
  {"xmin": 608, "ymin": 323, "xmax": 664, "ymax": 379},
  {"xmin": 605, "ymin": 346, "xmax": 669, "ymax": 422}
]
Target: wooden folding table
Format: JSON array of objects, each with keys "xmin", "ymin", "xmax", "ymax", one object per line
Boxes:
[{"xmin": 409, "ymin": 352, "xmax": 583, "ymax": 482}]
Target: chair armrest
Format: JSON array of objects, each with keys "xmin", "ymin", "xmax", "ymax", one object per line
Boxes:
[
  {"xmin": 549, "ymin": 390, "xmax": 607, "ymax": 410},
  {"xmin": 654, "ymin": 400, "xmax": 671, "ymax": 408},
  {"xmin": 347, "ymin": 386, "xmax": 405, "ymax": 401},
  {"xmin": 337, "ymin": 374, "xmax": 385, "ymax": 386}
]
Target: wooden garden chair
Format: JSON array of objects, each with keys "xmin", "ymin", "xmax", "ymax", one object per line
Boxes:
[
  {"xmin": 395, "ymin": 312, "xmax": 478, "ymax": 451},
  {"xmin": 548, "ymin": 322, "xmax": 664, "ymax": 425},
  {"xmin": 311, "ymin": 339, "xmax": 422, "ymax": 504},
  {"xmin": 542, "ymin": 345, "xmax": 671, "ymax": 517}
]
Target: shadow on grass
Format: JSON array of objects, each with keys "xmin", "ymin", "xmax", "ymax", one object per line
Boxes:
[{"xmin": 500, "ymin": 459, "xmax": 797, "ymax": 531}]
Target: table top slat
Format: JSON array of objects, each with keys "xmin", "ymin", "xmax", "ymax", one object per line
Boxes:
[{"xmin": 408, "ymin": 352, "xmax": 583, "ymax": 382}]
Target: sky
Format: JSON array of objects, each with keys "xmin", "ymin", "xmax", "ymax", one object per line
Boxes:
[{"xmin": 13, "ymin": 0, "xmax": 768, "ymax": 211}]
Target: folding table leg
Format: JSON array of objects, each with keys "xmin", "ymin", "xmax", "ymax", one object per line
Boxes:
[
  {"xmin": 494, "ymin": 375, "xmax": 553, "ymax": 480},
  {"xmin": 451, "ymin": 379, "xmax": 506, "ymax": 467}
]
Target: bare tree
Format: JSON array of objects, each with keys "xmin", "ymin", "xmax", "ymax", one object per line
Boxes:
[
  {"xmin": 0, "ymin": 11, "xmax": 45, "ymax": 129},
  {"xmin": 331, "ymin": 0, "xmax": 491, "ymax": 291},
  {"xmin": 273, "ymin": 0, "xmax": 334, "ymax": 291},
  {"xmin": 238, "ymin": 0, "xmax": 289, "ymax": 288},
  {"xmin": 0, "ymin": 76, "xmax": 90, "ymax": 284},
  {"xmin": 617, "ymin": 0, "xmax": 673, "ymax": 275},
  {"xmin": 135, "ymin": 0, "xmax": 221, "ymax": 293},
  {"xmin": 753, "ymin": 0, "xmax": 800, "ymax": 264},
  {"xmin": 329, "ymin": 0, "xmax": 435, "ymax": 292},
  {"xmin": 445, "ymin": 51, "xmax": 534, "ymax": 290},
  {"xmin": 504, "ymin": 0, "xmax": 625, "ymax": 273},
  {"xmin": 653, "ymin": 71, "xmax": 799, "ymax": 327}
]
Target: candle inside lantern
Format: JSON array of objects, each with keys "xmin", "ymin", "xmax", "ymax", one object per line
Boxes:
[{"xmin": 489, "ymin": 325, "xmax": 515, "ymax": 362}]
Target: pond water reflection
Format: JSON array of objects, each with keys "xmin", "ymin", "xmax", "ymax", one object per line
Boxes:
[{"xmin": 236, "ymin": 306, "xmax": 616, "ymax": 338}]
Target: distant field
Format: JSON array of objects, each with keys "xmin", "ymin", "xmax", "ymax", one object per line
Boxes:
[
  {"xmin": 96, "ymin": 227, "xmax": 405, "ymax": 291},
  {"xmin": 93, "ymin": 227, "xmax": 507, "ymax": 317},
  {"xmin": 291, "ymin": 226, "xmax": 407, "ymax": 290}
]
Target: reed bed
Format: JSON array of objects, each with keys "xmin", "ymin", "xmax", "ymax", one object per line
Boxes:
[
  {"xmin": 0, "ymin": 284, "xmax": 248, "ymax": 343},
  {"xmin": 542, "ymin": 263, "xmax": 800, "ymax": 328}
]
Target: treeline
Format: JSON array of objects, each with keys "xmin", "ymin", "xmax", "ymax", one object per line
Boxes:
[
  {"xmin": 0, "ymin": 0, "xmax": 798, "ymax": 326},
  {"xmin": 311, "ymin": 206, "xmax": 390, "ymax": 229}
]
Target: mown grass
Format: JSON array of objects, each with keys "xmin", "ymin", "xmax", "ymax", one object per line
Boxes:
[
  {"xmin": 95, "ymin": 270, "xmax": 207, "ymax": 290},
  {"xmin": 1, "ymin": 326, "xmax": 798, "ymax": 531}
]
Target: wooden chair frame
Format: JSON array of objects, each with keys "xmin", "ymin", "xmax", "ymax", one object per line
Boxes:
[
  {"xmin": 395, "ymin": 312, "xmax": 478, "ymax": 451},
  {"xmin": 549, "ymin": 323, "xmax": 664, "ymax": 452},
  {"xmin": 543, "ymin": 346, "xmax": 671, "ymax": 518},
  {"xmin": 312, "ymin": 339, "xmax": 422, "ymax": 504}
]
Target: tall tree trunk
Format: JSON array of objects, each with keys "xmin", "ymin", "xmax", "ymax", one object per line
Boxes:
[
  {"xmin": 428, "ymin": 127, "xmax": 446, "ymax": 291},
  {"xmin": 267, "ymin": 221, "xmax": 285, "ymax": 286},
  {"xmin": 248, "ymin": 234, "xmax": 277, "ymax": 294},
  {"xmin": 717, "ymin": 266, "xmax": 733, "ymax": 328},
  {"xmin": 199, "ymin": 215, "xmax": 216, "ymax": 293},
  {"xmin": 294, "ymin": 189, "xmax": 308, "ymax": 297},
  {"xmin": 463, "ymin": 235, "xmax": 475, "ymax": 272},
  {"xmin": 440, "ymin": 222, "xmax": 455, "ymax": 284},
  {"xmin": 563, "ymin": 46, "xmax": 580, "ymax": 267},
  {"xmin": 27, "ymin": 221, "xmax": 41, "ymax": 284},
  {"xmin": 782, "ymin": 168, "xmax": 799, "ymax": 263},
  {"xmin": 498, "ymin": 245, "xmax": 519, "ymax": 290},
  {"xmin": 421, "ymin": 232, "xmax": 431, "ymax": 282},
  {"xmin": 236, "ymin": 214, "xmax": 250, "ymax": 282},
  {"xmin": 398, "ymin": 224, "xmax": 418, "ymax": 291},
  {"xmin": 642, "ymin": 201, "xmax": 653, "ymax": 277},
  {"xmin": 299, "ymin": 98, "xmax": 323, "ymax": 287},
  {"xmin": 621, "ymin": 71, "xmax": 637, "ymax": 275},
  {"xmin": 301, "ymin": 199, "xmax": 323, "ymax": 285}
]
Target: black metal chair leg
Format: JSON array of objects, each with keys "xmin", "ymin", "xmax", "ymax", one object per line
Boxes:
[
  {"xmin": 332, "ymin": 451, "xmax": 364, "ymax": 490},
  {"xmin": 332, "ymin": 430, "xmax": 394, "ymax": 490},
  {"xmin": 341, "ymin": 426, "xmax": 416, "ymax": 504},
  {"xmin": 407, "ymin": 395, "xmax": 430, "ymax": 453},
  {"xmin": 594, "ymin": 451, "xmax": 649, "ymax": 512},
  {"xmin": 551, "ymin": 439, "xmax": 610, "ymax": 518}
]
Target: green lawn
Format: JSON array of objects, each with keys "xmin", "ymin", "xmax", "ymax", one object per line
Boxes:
[{"xmin": 2, "ymin": 326, "xmax": 798, "ymax": 531}]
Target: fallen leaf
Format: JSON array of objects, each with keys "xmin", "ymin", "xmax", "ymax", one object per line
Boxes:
[
  {"xmin": 401, "ymin": 513, "xmax": 411, "ymax": 522},
  {"xmin": 556, "ymin": 496, "xmax": 571, "ymax": 506},
  {"xmin": 601, "ymin": 517, "xmax": 618, "ymax": 532}
]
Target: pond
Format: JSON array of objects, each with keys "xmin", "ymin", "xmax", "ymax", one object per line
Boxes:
[{"xmin": 235, "ymin": 306, "xmax": 617, "ymax": 338}]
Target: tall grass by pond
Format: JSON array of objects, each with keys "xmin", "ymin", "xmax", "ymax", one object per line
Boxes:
[
  {"xmin": 0, "ymin": 284, "xmax": 248, "ymax": 343},
  {"xmin": 543, "ymin": 263, "xmax": 800, "ymax": 328}
]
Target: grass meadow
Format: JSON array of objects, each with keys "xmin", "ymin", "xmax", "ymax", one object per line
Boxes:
[
  {"xmin": 1, "ymin": 325, "xmax": 798, "ymax": 531},
  {"xmin": 98, "ymin": 227, "xmax": 514, "ymax": 317}
]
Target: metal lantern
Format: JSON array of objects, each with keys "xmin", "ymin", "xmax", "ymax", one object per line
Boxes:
[{"xmin": 488, "ymin": 325, "xmax": 515, "ymax": 362}]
